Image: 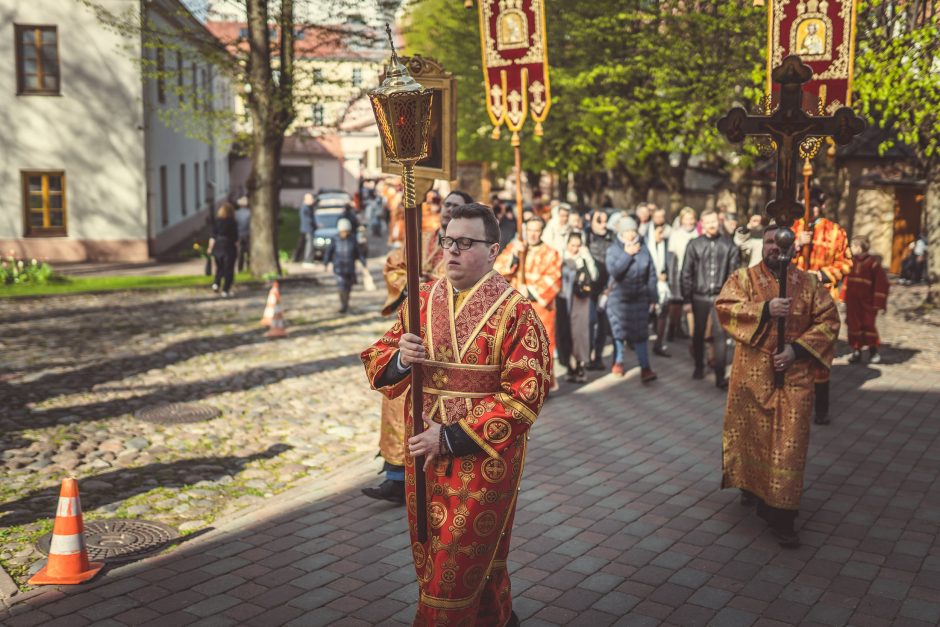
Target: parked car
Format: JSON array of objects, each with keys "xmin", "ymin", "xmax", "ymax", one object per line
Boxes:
[
  {"xmin": 315, "ymin": 189, "xmax": 352, "ymax": 205},
  {"xmin": 312, "ymin": 208, "xmax": 369, "ymax": 260}
]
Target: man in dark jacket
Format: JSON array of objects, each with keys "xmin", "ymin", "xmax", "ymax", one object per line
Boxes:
[
  {"xmin": 295, "ymin": 193, "xmax": 315, "ymax": 264},
  {"xmin": 681, "ymin": 208, "xmax": 740, "ymax": 388},
  {"xmin": 586, "ymin": 210, "xmax": 614, "ymax": 370}
]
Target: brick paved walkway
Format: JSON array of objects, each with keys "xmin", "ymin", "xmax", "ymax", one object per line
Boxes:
[{"xmin": 3, "ymin": 332, "xmax": 938, "ymax": 626}]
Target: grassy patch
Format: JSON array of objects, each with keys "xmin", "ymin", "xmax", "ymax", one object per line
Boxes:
[{"xmin": 0, "ymin": 272, "xmax": 258, "ymax": 299}]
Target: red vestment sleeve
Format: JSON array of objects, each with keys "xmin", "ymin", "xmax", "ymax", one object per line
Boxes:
[
  {"xmin": 361, "ymin": 301, "xmax": 412, "ymax": 401},
  {"xmin": 872, "ymin": 260, "xmax": 889, "ymax": 311}
]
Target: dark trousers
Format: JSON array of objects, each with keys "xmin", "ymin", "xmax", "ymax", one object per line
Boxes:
[
  {"xmin": 815, "ymin": 381, "xmax": 830, "ymax": 418},
  {"xmin": 692, "ymin": 296, "xmax": 727, "ymax": 380},
  {"xmin": 590, "ymin": 299, "xmax": 614, "ymax": 364},
  {"xmin": 214, "ymin": 250, "xmax": 236, "ymax": 292},
  {"xmin": 237, "ymin": 236, "xmax": 250, "ymax": 272},
  {"xmin": 556, "ymin": 296, "xmax": 572, "ymax": 370},
  {"xmin": 292, "ymin": 233, "xmax": 309, "ymax": 262},
  {"xmin": 743, "ymin": 490, "xmax": 798, "ymax": 533}
]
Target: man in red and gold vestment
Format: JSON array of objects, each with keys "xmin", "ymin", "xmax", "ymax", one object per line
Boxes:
[
  {"xmin": 844, "ymin": 235, "xmax": 889, "ymax": 365},
  {"xmin": 363, "ymin": 191, "xmax": 474, "ymax": 504},
  {"xmin": 791, "ymin": 191, "xmax": 851, "ymax": 425},
  {"xmin": 717, "ymin": 225, "xmax": 840, "ymax": 548},
  {"xmin": 494, "ymin": 216, "xmax": 561, "ymax": 388},
  {"xmin": 361, "ymin": 203, "xmax": 551, "ymax": 626}
]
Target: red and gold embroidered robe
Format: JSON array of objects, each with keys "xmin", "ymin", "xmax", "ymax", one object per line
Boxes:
[
  {"xmin": 361, "ymin": 270, "xmax": 551, "ymax": 626},
  {"xmin": 716, "ymin": 264, "xmax": 840, "ymax": 509},
  {"xmin": 494, "ymin": 241, "xmax": 562, "ymax": 357},
  {"xmin": 792, "ymin": 217, "xmax": 852, "ymax": 300},
  {"xmin": 378, "ymin": 233, "xmax": 447, "ymax": 466},
  {"xmin": 844, "ymin": 253, "xmax": 889, "ymax": 349}
]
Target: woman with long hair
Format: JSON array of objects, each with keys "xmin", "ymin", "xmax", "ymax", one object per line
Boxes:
[{"xmin": 207, "ymin": 202, "xmax": 239, "ymax": 297}]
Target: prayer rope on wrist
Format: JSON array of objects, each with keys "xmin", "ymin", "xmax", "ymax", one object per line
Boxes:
[{"xmin": 438, "ymin": 425, "xmax": 448, "ymax": 456}]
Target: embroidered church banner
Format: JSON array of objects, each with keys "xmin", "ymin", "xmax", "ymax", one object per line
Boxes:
[
  {"xmin": 478, "ymin": 0, "xmax": 551, "ymax": 140},
  {"xmin": 767, "ymin": 0, "xmax": 859, "ymax": 111}
]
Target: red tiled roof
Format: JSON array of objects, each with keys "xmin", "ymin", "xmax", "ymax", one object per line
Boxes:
[
  {"xmin": 282, "ymin": 133, "xmax": 345, "ymax": 160},
  {"xmin": 204, "ymin": 21, "xmax": 384, "ymax": 61}
]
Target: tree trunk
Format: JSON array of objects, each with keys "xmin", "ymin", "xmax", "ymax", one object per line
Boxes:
[
  {"xmin": 248, "ymin": 136, "xmax": 281, "ymax": 277},
  {"xmin": 926, "ymin": 157, "xmax": 940, "ymax": 303}
]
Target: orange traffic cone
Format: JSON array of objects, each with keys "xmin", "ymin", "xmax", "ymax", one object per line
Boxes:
[
  {"xmin": 260, "ymin": 281, "xmax": 281, "ymax": 327},
  {"xmin": 28, "ymin": 478, "xmax": 104, "ymax": 585},
  {"xmin": 265, "ymin": 300, "xmax": 288, "ymax": 339}
]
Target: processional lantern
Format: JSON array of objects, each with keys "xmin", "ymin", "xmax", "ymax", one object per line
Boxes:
[
  {"xmin": 369, "ymin": 25, "xmax": 433, "ymax": 205},
  {"xmin": 368, "ymin": 24, "xmax": 433, "ymax": 543}
]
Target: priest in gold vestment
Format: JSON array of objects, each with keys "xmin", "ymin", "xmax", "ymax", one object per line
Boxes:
[
  {"xmin": 364, "ymin": 191, "xmax": 472, "ymax": 505},
  {"xmin": 361, "ymin": 204, "xmax": 551, "ymax": 626},
  {"xmin": 716, "ymin": 226, "xmax": 840, "ymax": 548}
]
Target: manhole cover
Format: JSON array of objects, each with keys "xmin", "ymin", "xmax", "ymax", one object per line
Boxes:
[
  {"xmin": 37, "ymin": 519, "xmax": 179, "ymax": 563},
  {"xmin": 135, "ymin": 402, "xmax": 220, "ymax": 425}
]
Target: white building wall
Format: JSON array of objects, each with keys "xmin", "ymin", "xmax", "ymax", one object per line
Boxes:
[
  {"xmin": 144, "ymin": 8, "xmax": 233, "ymax": 256},
  {"xmin": 0, "ymin": 0, "xmax": 149, "ymax": 261}
]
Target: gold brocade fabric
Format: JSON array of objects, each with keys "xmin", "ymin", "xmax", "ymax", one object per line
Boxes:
[
  {"xmin": 494, "ymin": 241, "xmax": 562, "ymax": 355},
  {"xmin": 379, "ymin": 395, "xmax": 407, "ymax": 466},
  {"xmin": 716, "ymin": 263, "xmax": 840, "ymax": 509}
]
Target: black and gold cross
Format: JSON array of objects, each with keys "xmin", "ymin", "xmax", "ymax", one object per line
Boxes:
[{"xmin": 717, "ymin": 55, "xmax": 865, "ymax": 228}]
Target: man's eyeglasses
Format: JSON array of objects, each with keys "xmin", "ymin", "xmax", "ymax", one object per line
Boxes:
[{"xmin": 439, "ymin": 236, "xmax": 495, "ymax": 251}]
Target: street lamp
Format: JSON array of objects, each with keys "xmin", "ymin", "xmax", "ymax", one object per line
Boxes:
[{"xmin": 368, "ymin": 24, "xmax": 433, "ymax": 543}]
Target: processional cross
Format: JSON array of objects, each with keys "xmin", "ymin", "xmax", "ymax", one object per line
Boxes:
[
  {"xmin": 717, "ymin": 56, "xmax": 864, "ymax": 228},
  {"xmin": 716, "ymin": 55, "xmax": 864, "ymax": 387}
]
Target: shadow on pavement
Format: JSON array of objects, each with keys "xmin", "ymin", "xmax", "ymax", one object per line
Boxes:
[
  {"xmin": 3, "ymin": 351, "xmax": 938, "ymax": 626},
  {"xmin": 0, "ymin": 445, "xmax": 292, "ymax": 528},
  {"xmin": 4, "ymin": 351, "xmax": 363, "ymax": 432}
]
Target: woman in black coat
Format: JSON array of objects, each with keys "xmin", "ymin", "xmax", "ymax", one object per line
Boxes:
[
  {"xmin": 208, "ymin": 202, "xmax": 239, "ymax": 297},
  {"xmin": 605, "ymin": 220, "xmax": 658, "ymax": 382}
]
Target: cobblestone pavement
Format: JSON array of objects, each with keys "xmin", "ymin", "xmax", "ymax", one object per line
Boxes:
[
  {"xmin": 0, "ymin": 264, "xmax": 392, "ymax": 586},
  {"xmin": 1, "ymin": 277, "xmax": 938, "ymax": 625}
]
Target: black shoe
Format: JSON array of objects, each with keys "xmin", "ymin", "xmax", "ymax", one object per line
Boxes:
[
  {"xmin": 586, "ymin": 360, "xmax": 605, "ymax": 371},
  {"xmin": 814, "ymin": 413, "xmax": 830, "ymax": 425},
  {"xmin": 361, "ymin": 480, "xmax": 404, "ymax": 504},
  {"xmin": 772, "ymin": 527, "xmax": 801, "ymax": 549},
  {"xmin": 653, "ymin": 346, "xmax": 671, "ymax": 358},
  {"xmin": 692, "ymin": 368, "xmax": 705, "ymax": 380},
  {"xmin": 716, "ymin": 377, "xmax": 728, "ymax": 390},
  {"xmin": 740, "ymin": 491, "xmax": 757, "ymax": 507}
]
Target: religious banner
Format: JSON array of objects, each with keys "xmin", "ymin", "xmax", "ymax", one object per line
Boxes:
[
  {"xmin": 766, "ymin": 0, "xmax": 859, "ymax": 112},
  {"xmin": 478, "ymin": 0, "xmax": 551, "ymax": 142}
]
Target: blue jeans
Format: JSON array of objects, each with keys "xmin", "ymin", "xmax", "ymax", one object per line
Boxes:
[{"xmin": 614, "ymin": 338, "xmax": 650, "ymax": 370}]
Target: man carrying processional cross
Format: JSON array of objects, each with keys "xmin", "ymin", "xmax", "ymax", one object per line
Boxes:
[
  {"xmin": 715, "ymin": 54, "xmax": 863, "ymax": 549},
  {"xmin": 361, "ymin": 203, "xmax": 551, "ymax": 625}
]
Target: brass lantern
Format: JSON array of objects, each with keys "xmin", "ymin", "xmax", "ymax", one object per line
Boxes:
[{"xmin": 369, "ymin": 26, "xmax": 433, "ymax": 186}]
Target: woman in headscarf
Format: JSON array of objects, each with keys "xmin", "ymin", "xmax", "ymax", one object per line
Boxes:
[
  {"xmin": 605, "ymin": 219, "xmax": 658, "ymax": 383},
  {"xmin": 560, "ymin": 231, "xmax": 598, "ymax": 383}
]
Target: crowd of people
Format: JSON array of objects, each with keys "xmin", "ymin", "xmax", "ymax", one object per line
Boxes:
[{"xmin": 486, "ymin": 197, "xmax": 759, "ymax": 392}]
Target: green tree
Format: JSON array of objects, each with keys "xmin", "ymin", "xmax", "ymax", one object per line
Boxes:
[
  {"xmin": 404, "ymin": 0, "xmax": 764, "ymax": 207},
  {"xmin": 854, "ymin": 1, "xmax": 940, "ymax": 297}
]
